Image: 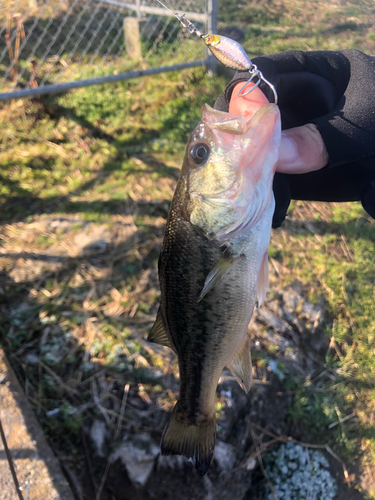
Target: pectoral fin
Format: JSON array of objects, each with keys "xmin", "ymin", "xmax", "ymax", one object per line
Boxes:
[
  {"xmin": 198, "ymin": 252, "xmax": 241, "ymax": 302},
  {"xmin": 147, "ymin": 307, "xmax": 176, "ymax": 352},
  {"xmin": 257, "ymin": 252, "xmax": 269, "ymax": 307},
  {"xmin": 227, "ymin": 334, "xmax": 252, "ymax": 393}
]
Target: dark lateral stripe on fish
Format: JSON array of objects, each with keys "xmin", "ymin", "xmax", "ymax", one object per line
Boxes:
[
  {"xmin": 155, "ymin": 104, "xmax": 281, "ymax": 476},
  {"xmin": 163, "ymin": 233, "xmax": 219, "ymax": 421},
  {"xmin": 179, "ymin": 355, "xmax": 205, "ymax": 421}
]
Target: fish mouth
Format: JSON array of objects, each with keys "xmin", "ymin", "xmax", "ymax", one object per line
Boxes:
[
  {"xmin": 202, "ymin": 104, "xmax": 247, "ymax": 134},
  {"xmin": 191, "ymin": 104, "xmax": 281, "ymax": 241},
  {"xmin": 196, "ymin": 103, "xmax": 281, "ymax": 198},
  {"xmin": 244, "ymin": 103, "xmax": 280, "ymax": 150},
  {"xmin": 201, "ymin": 103, "xmax": 280, "ymax": 138}
]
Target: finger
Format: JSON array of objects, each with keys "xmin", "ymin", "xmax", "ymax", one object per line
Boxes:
[
  {"xmin": 229, "ymin": 81, "xmax": 269, "ymax": 118},
  {"xmin": 277, "ymin": 124, "xmax": 329, "ymax": 174},
  {"xmin": 230, "ymin": 83, "xmax": 329, "ymax": 174}
]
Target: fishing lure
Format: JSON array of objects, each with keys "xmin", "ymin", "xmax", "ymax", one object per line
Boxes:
[{"xmin": 155, "ymin": 0, "xmax": 278, "ymax": 104}]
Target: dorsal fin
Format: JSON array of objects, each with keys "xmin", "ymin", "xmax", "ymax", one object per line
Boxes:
[
  {"xmin": 227, "ymin": 334, "xmax": 252, "ymax": 393},
  {"xmin": 147, "ymin": 307, "xmax": 176, "ymax": 352},
  {"xmin": 257, "ymin": 252, "xmax": 269, "ymax": 307}
]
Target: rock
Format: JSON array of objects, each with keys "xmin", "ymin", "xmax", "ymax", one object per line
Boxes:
[
  {"xmin": 257, "ymin": 307, "xmax": 291, "ymax": 334},
  {"xmin": 46, "ymin": 408, "xmax": 60, "ymax": 418},
  {"xmin": 268, "ymin": 360, "xmax": 278, "ymax": 372},
  {"xmin": 282, "ymin": 289, "xmax": 302, "ymax": 312},
  {"xmin": 301, "ymin": 301, "xmax": 324, "ymax": 326},
  {"xmin": 264, "ymin": 330, "xmax": 295, "ymax": 353},
  {"xmin": 112, "ymin": 434, "xmax": 159, "ymax": 486},
  {"xmin": 90, "ymin": 419, "xmax": 107, "ymax": 457},
  {"xmin": 283, "ymin": 310, "xmax": 305, "ymax": 333},
  {"xmin": 217, "ymin": 377, "xmax": 248, "ymax": 442},
  {"xmin": 157, "ymin": 454, "xmax": 187, "ymax": 470},
  {"xmin": 214, "ymin": 441, "xmax": 236, "ymax": 470},
  {"xmin": 25, "ymin": 353, "xmax": 39, "ymax": 364},
  {"xmin": 246, "ymin": 459, "xmax": 257, "ymax": 471}
]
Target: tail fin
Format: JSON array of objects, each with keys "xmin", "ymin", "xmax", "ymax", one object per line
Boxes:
[{"xmin": 161, "ymin": 401, "xmax": 216, "ymax": 476}]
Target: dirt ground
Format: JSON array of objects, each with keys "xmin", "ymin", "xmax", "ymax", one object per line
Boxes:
[
  {"xmin": 2, "ymin": 0, "xmax": 375, "ymax": 495},
  {"xmin": 0, "ymin": 203, "xmax": 371, "ymax": 499}
]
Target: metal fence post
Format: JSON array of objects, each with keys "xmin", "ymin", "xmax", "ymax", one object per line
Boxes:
[{"xmin": 206, "ymin": 0, "xmax": 218, "ymax": 74}]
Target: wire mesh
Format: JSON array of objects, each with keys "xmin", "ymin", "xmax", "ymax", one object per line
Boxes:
[{"xmin": 0, "ymin": 0, "xmax": 208, "ymax": 96}]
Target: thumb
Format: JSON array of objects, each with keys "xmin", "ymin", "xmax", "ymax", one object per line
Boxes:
[
  {"xmin": 277, "ymin": 124, "xmax": 329, "ymax": 174},
  {"xmin": 229, "ymin": 82, "xmax": 329, "ymax": 174},
  {"xmin": 229, "ymin": 81, "xmax": 269, "ymax": 117}
]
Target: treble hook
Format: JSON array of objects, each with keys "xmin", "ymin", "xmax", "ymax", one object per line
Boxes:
[{"xmin": 238, "ymin": 65, "xmax": 278, "ymax": 104}]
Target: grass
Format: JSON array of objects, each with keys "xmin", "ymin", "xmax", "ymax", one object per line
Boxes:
[
  {"xmin": 0, "ymin": 66, "xmax": 225, "ymax": 222},
  {"xmin": 0, "ymin": 65, "xmax": 228, "ymax": 496},
  {"xmin": 219, "ymin": 0, "xmax": 375, "ymax": 56},
  {"xmin": 269, "ymin": 201, "xmax": 375, "ymax": 494},
  {"xmin": 0, "ymin": 0, "xmax": 375, "ymax": 498}
]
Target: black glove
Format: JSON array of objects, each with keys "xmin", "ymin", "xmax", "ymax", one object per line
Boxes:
[{"xmin": 214, "ymin": 49, "xmax": 375, "ymax": 227}]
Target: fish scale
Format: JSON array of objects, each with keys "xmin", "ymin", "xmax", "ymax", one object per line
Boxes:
[
  {"xmin": 148, "ymin": 103, "xmax": 281, "ymax": 475},
  {"xmin": 161, "ymin": 219, "xmax": 256, "ymax": 415}
]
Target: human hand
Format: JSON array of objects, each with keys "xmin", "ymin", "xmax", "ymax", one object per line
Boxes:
[
  {"xmin": 215, "ymin": 49, "xmax": 375, "ymax": 226},
  {"xmin": 229, "ymin": 82, "xmax": 329, "ymax": 175}
]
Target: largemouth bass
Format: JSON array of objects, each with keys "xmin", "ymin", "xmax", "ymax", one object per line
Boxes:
[{"xmin": 148, "ymin": 103, "xmax": 281, "ymax": 475}]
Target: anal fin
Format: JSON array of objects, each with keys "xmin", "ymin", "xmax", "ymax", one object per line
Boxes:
[
  {"xmin": 227, "ymin": 334, "xmax": 252, "ymax": 393},
  {"xmin": 147, "ymin": 307, "xmax": 176, "ymax": 352},
  {"xmin": 257, "ymin": 252, "xmax": 269, "ymax": 307}
]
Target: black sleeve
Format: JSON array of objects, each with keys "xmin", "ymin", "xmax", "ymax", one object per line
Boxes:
[{"xmin": 214, "ymin": 49, "xmax": 375, "ymax": 226}]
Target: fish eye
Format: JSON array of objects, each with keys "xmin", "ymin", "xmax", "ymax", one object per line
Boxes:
[{"xmin": 190, "ymin": 143, "xmax": 210, "ymax": 165}]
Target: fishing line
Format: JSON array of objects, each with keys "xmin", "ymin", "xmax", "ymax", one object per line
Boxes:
[{"xmin": 154, "ymin": 0, "xmax": 278, "ymax": 103}]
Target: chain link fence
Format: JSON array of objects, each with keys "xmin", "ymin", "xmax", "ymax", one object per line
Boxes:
[{"xmin": 0, "ymin": 0, "xmax": 217, "ymax": 100}]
